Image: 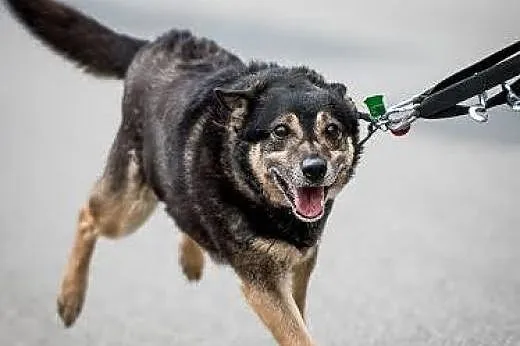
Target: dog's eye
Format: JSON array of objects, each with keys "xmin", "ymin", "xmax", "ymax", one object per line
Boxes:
[
  {"xmin": 272, "ymin": 124, "xmax": 290, "ymax": 139},
  {"xmin": 325, "ymin": 123, "xmax": 341, "ymax": 139}
]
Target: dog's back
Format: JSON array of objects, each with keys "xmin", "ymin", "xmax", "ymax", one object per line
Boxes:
[
  {"xmin": 3, "ymin": 0, "xmax": 248, "ymax": 233},
  {"xmin": 121, "ymin": 31, "xmax": 249, "ymax": 254}
]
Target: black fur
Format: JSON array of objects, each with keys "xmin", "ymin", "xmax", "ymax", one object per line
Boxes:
[
  {"xmin": 6, "ymin": 0, "xmax": 361, "ymax": 278},
  {"xmin": 4, "ymin": 0, "xmax": 148, "ymax": 78},
  {"xmin": 6, "ymin": 1, "xmax": 366, "ymax": 341},
  {"xmin": 128, "ymin": 39, "xmax": 360, "ymax": 259}
]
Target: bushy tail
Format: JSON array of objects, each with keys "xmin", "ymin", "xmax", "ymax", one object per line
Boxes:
[{"xmin": 4, "ymin": 0, "xmax": 148, "ymax": 79}]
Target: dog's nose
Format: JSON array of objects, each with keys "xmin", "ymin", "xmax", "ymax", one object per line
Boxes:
[{"xmin": 301, "ymin": 156, "xmax": 327, "ymax": 182}]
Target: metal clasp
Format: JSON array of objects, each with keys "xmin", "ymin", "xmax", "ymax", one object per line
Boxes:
[
  {"xmin": 360, "ymin": 94, "xmax": 421, "ymax": 143},
  {"xmin": 468, "ymin": 91, "xmax": 488, "ymax": 123},
  {"xmin": 380, "ymin": 97, "xmax": 418, "ymax": 135},
  {"xmin": 502, "ymin": 83, "xmax": 520, "ymax": 112}
]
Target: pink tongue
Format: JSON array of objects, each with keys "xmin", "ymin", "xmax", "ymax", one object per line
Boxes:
[{"xmin": 294, "ymin": 187, "xmax": 325, "ymax": 219}]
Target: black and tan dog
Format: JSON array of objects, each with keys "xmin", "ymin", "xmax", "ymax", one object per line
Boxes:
[{"xmin": 5, "ymin": 0, "xmax": 362, "ymax": 344}]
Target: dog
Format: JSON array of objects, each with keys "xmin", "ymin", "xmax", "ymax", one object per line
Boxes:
[{"xmin": 5, "ymin": 0, "xmax": 362, "ymax": 344}]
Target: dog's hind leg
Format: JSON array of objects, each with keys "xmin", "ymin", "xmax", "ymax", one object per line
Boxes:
[
  {"xmin": 179, "ymin": 233, "xmax": 205, "ymax": 282},
  {"xmin": 57, "ymin": 149, "xmax": 157, "ymax": 327},
  {"xmin": 57, "ymin": 205, "xmax": 97, "ymax": 327}
]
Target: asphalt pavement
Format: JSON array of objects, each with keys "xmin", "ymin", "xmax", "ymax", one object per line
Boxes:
[{"xmin": 1, "ymin": 1, "xmax": 520, "ymax": 345}]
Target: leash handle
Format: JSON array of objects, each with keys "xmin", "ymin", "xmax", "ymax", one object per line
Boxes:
[
  {"xmin": 415, "ymin": 53, "xmax": 520, "ymax": 119},
  {"xmin": 422, "ymin": 40, "xmax": 520, "ymax": 98}
]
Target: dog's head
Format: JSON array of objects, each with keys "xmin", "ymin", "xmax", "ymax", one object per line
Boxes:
[{"xmin": 216, "ymin": 67, "xmax": 361, "ymax": 222}]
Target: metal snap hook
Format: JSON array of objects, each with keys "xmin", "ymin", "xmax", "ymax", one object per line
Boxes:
[
  {"xmin": 384, "ymin": 102, "xmax": 417, "ymax": 136},
  {"xmin": 362, "ymin": 94, "xmax": 419, "ymax": 139},
  {"xmin": 502, "ymin": 83, "xmax": 520, "ymax": 112},
  {"xmin": 468, "ymin": 91, "xmax": 488, "ymax": 123}
]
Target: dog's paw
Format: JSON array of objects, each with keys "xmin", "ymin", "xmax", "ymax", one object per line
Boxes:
[
  {"xmin": 179, "ymin": 235, "xmax": 205, "ymax": 282},
  {"xmin": 180, "ymin": 251, "xmax": 204, "ymax": 282},
  {"xmin": 57, "ymin": 279, "xmax": 86, "ymax": 327}
]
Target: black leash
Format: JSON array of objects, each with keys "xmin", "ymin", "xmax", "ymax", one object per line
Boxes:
[{"xmin": 358, "ymin": 40, "xmax": 520, "ymax": 145}]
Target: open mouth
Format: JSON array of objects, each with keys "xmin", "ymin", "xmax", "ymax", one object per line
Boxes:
[{"xmin": 271, "ymin": 169, "xmax": 327, "ymax": 222}]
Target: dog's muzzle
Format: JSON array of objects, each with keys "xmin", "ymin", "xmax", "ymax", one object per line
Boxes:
[{"xmin": 270, "ymin": 167, "xmax": 328, "ymax": 222}]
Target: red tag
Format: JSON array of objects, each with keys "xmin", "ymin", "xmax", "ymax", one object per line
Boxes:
[{"xmin": 390, "ymin": 125, "xmax": 411, "ymax": 136}]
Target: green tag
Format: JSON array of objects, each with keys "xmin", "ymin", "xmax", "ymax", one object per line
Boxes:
[{"xmin": 364, "ymin": 95, "xmax": 387, "ymax": 120}]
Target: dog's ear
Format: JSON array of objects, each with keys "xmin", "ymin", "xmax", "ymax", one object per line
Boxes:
[
  {"xmin": 329, "ymin": 83, "xmax": 347, "ymax": 99},
  {"xmin": 214, "ymin": 87, "xmax": 256, "ymax": 110}
]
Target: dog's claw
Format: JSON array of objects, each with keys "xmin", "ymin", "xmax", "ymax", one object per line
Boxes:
[
  {"xmin": 180, "ymin": 252, "xmax": 204, "ymax": 282},
  {"xmin": 180, "ymin": 258, "xmax": 204, "ymax": 282},
  {"xmin": 57, "ymin": 284, "xmax": 85, "ymax": 327},
  {"xmin": 180, "ymin": 254, "xmax": 204, "ymax": 282}
]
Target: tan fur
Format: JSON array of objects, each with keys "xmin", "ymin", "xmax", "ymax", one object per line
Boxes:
[
  {"xmin": 315, "ymin": 111, "xmax": 343, "ymax": 148},
  {"xmin": 315, "ymin": 111, "xmax": 356, "ymax": 199},
  {"xmin": 249, "ymin": 237, "xmax": 315, "ymax": 267},
  {"xmin": 345, "ymin": 136, "xmax": 355, "ymax": 166},
  {"xmin": 250, "ymin": 237, "xmax": 299, "ymax": 266},
  {"xmin": 57, "ymin": 205, "xmax": 97, "ymax": 327},
  {"xmin": 315, "ymin": 111, "xmax": 332, "ymax": 135},
  {"xmin": 278, "ymin": 112, "xmax": 304, "ymax": 138},
  {"xmin": 249, "ymin": 112, "xmax": 309, "ymax": 207},
  {"xmin": 226, "ymin": 105, "xmax": 260, "ymax": 201},
  {"xmin": 241, "ymin": 278, "xmax": 315, "ymax": 346},
  {"xmin": 250, "ymin": 236, "xmax": 318, "ymax": 317},
  {"xmin": 250, "ymin": 143, "xmax": 286, "ymax": 206},
  {"xmin": 315, "ymin": 111, "xmax": 354, "ymax": 162},
  {"xmin": 179, "ymin": 233, "xmax": 205, "ymax": 281},
  {"xmin": 238, "ymin": 238, "xmax": 318, "ymax": 344},
  {"xmin": 57, "ymin": 150, "xmax": 157, "ymax": 327},
  {"xmin": 292, "ymin": 247, "xmax": 318, "ymax": 319},
  {"xmin": 89, "ymin": 151, "xmax": 157, "ymax": 238}
]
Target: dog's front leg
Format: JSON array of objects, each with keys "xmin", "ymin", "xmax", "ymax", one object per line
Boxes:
[
  {"xmin": 292, "ymin": 247, "xmax": 318, "ymax": 321},
  {"xmin": 240, "ymin": 276, "xmax": 315, "ymax": 346}
]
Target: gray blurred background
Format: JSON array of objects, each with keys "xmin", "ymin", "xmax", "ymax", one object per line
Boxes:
[{"xmin": 1, "ymin": 0, "xmax": 520, "ymax": 345}]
